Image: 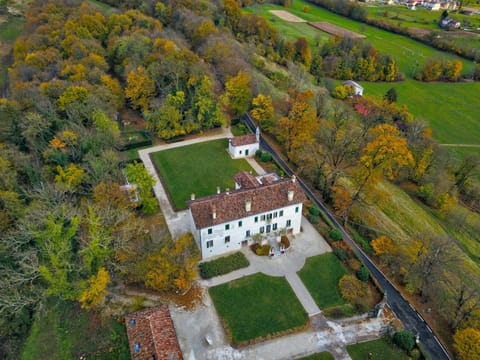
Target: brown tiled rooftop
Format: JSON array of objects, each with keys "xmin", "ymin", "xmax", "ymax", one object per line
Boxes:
[
  {"xmin": 125, "ymin": 304, "xmax": 183, "ymax": 360},
  {"xmin": 188, "ymin": 176, "xmax": 306, "ymax": 229},
  {"xmin": 234, "ymin": 171, "xmax": 260, "ymax": 189},
  {"xmin": 230, "ymin": 133, "xmax": 257, "ymax": 146}
]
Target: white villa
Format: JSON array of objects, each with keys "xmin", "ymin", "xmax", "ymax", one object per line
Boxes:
[
  {"xmin": 188, "ymin": 171, "xmax": 306, "ymax": 259},
  {"xmin": 228, "ymin": 128, "xmax": 260, "ymax": 158}
]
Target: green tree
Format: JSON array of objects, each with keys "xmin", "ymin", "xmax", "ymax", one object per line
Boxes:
[
  {"xmin": 223, "ymin": 71, "xmax": 252, "ymax": 116},
  {"xmin": 384, "ymin": 88, "xmax": 398, "ymax": 103},
  {"xmin": 124, "ymin": 162, "xmax": 158, "ymax": 214},
  {"xmin": 393, "ymin": 331, "xmax": 416, "ymax": 351}
]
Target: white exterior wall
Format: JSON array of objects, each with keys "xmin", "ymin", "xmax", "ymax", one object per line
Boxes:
[
  {"xmin": 228, "ymin": 142, "xmax": 259, "ymax": 159},
  {"xmin": 198, "ymin": 203, "xmax": 303, "ymax": 259}
]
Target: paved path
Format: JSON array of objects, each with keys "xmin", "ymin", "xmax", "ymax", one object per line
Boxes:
[
  {"xmin": 285, "ymin": 272, "xmax": 321, "ymax": 316},
  {"xmin": 138, "ymin": 128, "xmax": 233, "ymax": 239},
  {"xmin": 439, "ymin": 143, "xmax": 480, "ymax": 148}
]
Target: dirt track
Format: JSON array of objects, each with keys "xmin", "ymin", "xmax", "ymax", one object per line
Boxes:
[
  {"xmin": 269, "ymin": 10, "xmax": 307, "ymax": 23},
  {"xmin": 308, "ymin": 22, "xmax": 366, "ymax": 39}
]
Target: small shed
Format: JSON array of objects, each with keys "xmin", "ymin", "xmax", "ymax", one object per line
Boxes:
[{"xmin": 228, "ymin": 127, "xmax": 260, "ymax": 158}]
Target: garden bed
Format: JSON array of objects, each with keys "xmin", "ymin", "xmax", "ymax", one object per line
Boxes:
[{"xmin": 199, "ymin": 252, "xmax": 249, "ymax": 279}]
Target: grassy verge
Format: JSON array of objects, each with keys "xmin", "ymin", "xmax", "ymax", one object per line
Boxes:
[
  {"xmin": 150, "ymin": 139, "xmax": 254, "ymax": 210},
  {"xmin": 298, "ymin": 253, "xmax": 348, "ymax": 309},
  {"xmin": 209, "ymin": 273, "xmax": 308, "ymax": 345},
  {"xmin": 347, "ymin": 337, "xmax": 409, "ymax": 360},
  {"xmin": 296, "ymin": 352, "xmax": 335, "ymax": 360},
  {"xmin": 199, "ymin": 252, "xmax": 250, "ymax": 279},
  {"xmin": 21, "ymin": 299, "xmax": 130, "ymax": 360}
]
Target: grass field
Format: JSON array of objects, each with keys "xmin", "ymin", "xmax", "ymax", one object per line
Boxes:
[
  {"xmin": 0, "ymin": 16, "xmax": 25, "ymax": 89},
  {"xmin": 298, "ymin": 253, "xmax": 348, "ymax": 309},
  {"xmin": 209, "ymin": 273, "xmax": 308, "ymax": 345},
  {"xmin": 296, "ymin": 352, "xmax": 335, "ymax": 360},
  {"xmin": 363, "ymin": 81, "xmax": 480, "ymax": 149},
  {"xmin": 150, "ymin": 139, "xmax": 254, "ymax": 210},
  {"xmin": 21, "ymin": 299, "xmax": 130, "ymax": 360},
  {"xmin": 347, "ymin": 337, "xmax": 409, "ymax": 360},
  {"xmin": 246, "ymin": 0, "xmax": 475, "ymax": 75}
]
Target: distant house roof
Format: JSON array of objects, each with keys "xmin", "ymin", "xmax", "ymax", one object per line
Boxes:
[
  {"xmin": 342, "ymin": 80, "xmax": 364, "ymax": 90},
  {"xmin": 230, "ymin": 133, "xmax": 257, "ymax": 146},
  {"xmin": 125, "ymin": 305, "xmax": 183, "ymax": 360},
  {"xmin": 189, "ymin": 175, "xmax": 306, "ymax": 229}
]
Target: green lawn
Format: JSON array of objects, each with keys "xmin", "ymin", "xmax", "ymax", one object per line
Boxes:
[
  {"xmin": 88, "ymin": 0, "xmax": 118, "ymax": 15},
  {"xmin": 296, "ymin": 352, "xmax": 335, "ymax": 360},
  {"xmin": 364, "ymin": 81, "xmax": 480, "ymax": 148},
  {"xmin": 0, "ymin": 16, "xmax": 25, "ymax": 42},
  {"xmin": 298, "ymin": 253, "xmax": 348, "ymax": 309},
  {"xmin": 347, "ymin": 337, "xmax": 409, "ymax": 360},
  {"xmin": 21, "ymin": 299, "xmax": 130, "ymax": 360},
  {"xmin": 150, "ymin": 139, "xmax": 254, "ymax": 210},
  {"xmin": 209, "ymin": 273, "xmax": 308, "ymax": 345}
]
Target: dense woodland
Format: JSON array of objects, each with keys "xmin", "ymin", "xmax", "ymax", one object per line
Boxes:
[{"xmin": 0, "ymin": 0, "xmax": 479, "ymax": 359}]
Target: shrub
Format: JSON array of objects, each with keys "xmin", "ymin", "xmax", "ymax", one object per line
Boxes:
[
  {"xmin": 333, "ymin": 248, "xmax": 347, "ymax": 261},
  {"xmin": 351, "ymin": 231, "xmax": 373, "ymax": 255},
  {"xmin": 255, "ymin": 149, "xmax": 262, "ymax": 158},
  {"xmin": 308, "ymin": 213, "xmax": 319, "ymax": 224},
  {"xmin": 260, "ymin": 152, "xmax": 272, "ymax": 162},
  {"xmin": 347, "ymin": 258, "xmax": 362, "ymax": 271},
  {"xmin": 356, "ymin": 266, "xmax": 369, "ymax": 282},
  {"xmin": 393, "ymin": 330, "xmax": 416, "ymax": 351},
  {"xmin": 308, "ymin": 205, "xmax": 321, "ymax": 216},
  {"xmin": 280, "ymin": 235, "xmax": 290, "ymax": 249},
  {"xmin": 409, "ymin": 348, "xmax": 421, "ymax": 360},
  {"xmin": 330, "ymin": 228, "xmax": 343, "ymax": 241},
  {"xmin": 256, "ymin": 244, "xmax": 270, "ymax": 256},
  {"xmin": 339, "ymin": 274, "xmax": 368, "ymax": 304},
  {"xmin": 199, "ymin": 252, "xmax": 250, "ymax": 279}
]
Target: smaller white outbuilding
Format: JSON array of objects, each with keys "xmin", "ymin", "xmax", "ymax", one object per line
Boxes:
[
  {"xmin": 342, "ymin": 80, "xmax": 364, "ymax": 96},
  {"xmin": 228, "ymin": 127, "xmax": 260, "ymax": 158}
]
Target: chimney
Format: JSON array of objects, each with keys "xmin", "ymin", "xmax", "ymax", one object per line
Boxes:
[
  {"xmin": 226, "ymin": 188, "xmax": 230, "ymax": 195},
  {"xmin": 216, "ymin": 186, "xmax": 221, "ymax": 194},
  {"xmin": 212, "ymin": 205, "xmax": 217, "ymax": 220},
  {"xmin": 288, "ymin": 190, "xmax": 294, "ymax": 202},
  {"xmin": 245, "ymin": 200, "xmax": 252, "ymax": 212},
  {"xmin": 292, "ymin": 175, "xmax": 296, "ymax": 183},
  {"xmin": 190, "ymin": 193, "xmax": 195, "ymax": 201}
]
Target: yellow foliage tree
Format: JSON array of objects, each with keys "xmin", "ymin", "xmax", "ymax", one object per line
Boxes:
[
  {"xmin": 125, "ymin": 66, "xmax": 156, "ymax": 112},
  {"xmin": 453, "ymin": 328, "xmax": 480, "ymax": 360},
  {"xmin": 371, "ymin": 236, "xmax": 395, "ymax": 256},
  {"xmin": 55, "ymin": 163, "xmax": 84, "ymax": 192},
  {"xmin": 251, "ymin": 94, "xmax": 274, "ymax": 131},
  {"xmin": 79, "ymin": 267, "xmax": 111, "ymax": 310}
]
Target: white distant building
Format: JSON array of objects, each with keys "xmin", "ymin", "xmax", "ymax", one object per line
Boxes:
[
  {"xmin": 228, "ymin": 128, "xmax": 260, "ymax": 158},
  {"xmin": 342, "ymin": 80, "xmax": 364, "ymax": 96},
  {"xmin": 188, "ymin": 172, "xmax": 306, "ymax": 259}
]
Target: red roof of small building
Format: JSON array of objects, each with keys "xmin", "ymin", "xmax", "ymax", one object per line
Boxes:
[
  {"xmin": 230, "ymin": 133, "xmax": 258, "ymax": 146},
  {"xmin": 125, "ymin": 305, "xmax": 183, "ymax": 360},
  {"xmin": 188, "ymin": 176, "xmax": 306, "ymax": 229}
]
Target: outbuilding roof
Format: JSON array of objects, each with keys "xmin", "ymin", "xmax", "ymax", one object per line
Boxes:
[
  {"xmin": 230, "ymin": 133, "xmax": 258, "ymax": 146},
  {"xmin": 125, "ymin": 305, "xmax": 183, "ymax": 360}
]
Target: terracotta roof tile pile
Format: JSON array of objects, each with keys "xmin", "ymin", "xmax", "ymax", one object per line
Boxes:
[
  {"xmin": 125, "ymin": 304, "xmax": 183, "ymax": 360},
  {"xmin": 189, "ymin": 175, "xmax": 306, "ymax": 229},
  {"xmin": 230, "ymin": 133, "xmax": 257, "ymax": 146}
]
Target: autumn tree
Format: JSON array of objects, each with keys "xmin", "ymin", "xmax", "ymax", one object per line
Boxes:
[
  {"xmin": 251, "ymin": 94, "xmax": 274, "ymax": 131},
  {"xmin": 125, "ymin": 66, "xmax": 156, "ymax": 112},
  {"xmin": 223, "ymin": 71, "xmax": 252, "ymax": 117},
  {"xmin": 142, "ymin": 233, "xmax": 200, "ymax": 292},
  {"xmin": 277, "ymin": 90, "xmax": 319, "ymax": 161},
  {"xmin": 339, "ymin": 274, "xmax": 368, "ymax": 309},
  {"xmin": 78, "ymin": 267, "xmax": 110, "ymax": 310},
  {"xmin": 453, "ymin": 328, "xmax": 480, "ymax": 360}
]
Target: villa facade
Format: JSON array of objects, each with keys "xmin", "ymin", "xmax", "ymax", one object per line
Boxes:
[{"xmin": 188, "ymin": 171, "xmax": 306, "ymax": 259}]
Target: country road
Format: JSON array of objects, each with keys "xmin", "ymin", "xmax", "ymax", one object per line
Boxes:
[{"xmin": 242, "ymin": 114, "xmax": 451, "ymax": 360}]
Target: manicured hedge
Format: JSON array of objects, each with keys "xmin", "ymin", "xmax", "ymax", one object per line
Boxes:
[{"xmin": 199, "ymin": 252, "xmax": 250, "ymax": 279}]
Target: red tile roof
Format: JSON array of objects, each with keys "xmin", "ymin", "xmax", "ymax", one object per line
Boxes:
[
  {"xmin": 188, "ymin": 176, "xmax": 306, "ymax": 229},
  {"xmin": 234, "ymin": 171, "xmax": 260, "ymax": 189},
  {"xmin": 125, "ymin": 305, "xmax": 183, "ymax": 360},
  {"xmin": 230, "ymin": 134, "xmax": 257, "ymax": 146}
]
